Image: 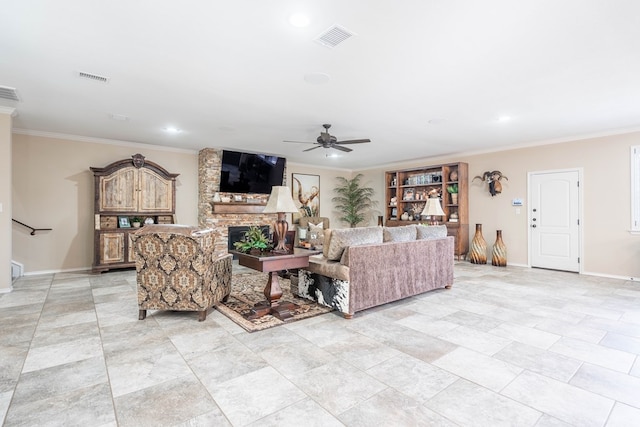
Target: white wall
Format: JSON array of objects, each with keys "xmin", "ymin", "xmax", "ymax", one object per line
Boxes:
[
  {"xmin": 0, "ymin": 109, "xmax": 14, "ymax": 291},
  {"xmin": 12, "ymin": 133, "xmax": 199, "ymax": 274},
  {"xmin": 359, "ymin": 131, "xmax": 640, "ymax": 279}
]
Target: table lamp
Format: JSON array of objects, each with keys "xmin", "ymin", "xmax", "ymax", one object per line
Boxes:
[
  {"xmin": 263, "ymin": 186, "xmax": 299, "ymax": 253},
  {"xmin": 421, "ymin": 197, "xmax": 446, "ymax": 225}
]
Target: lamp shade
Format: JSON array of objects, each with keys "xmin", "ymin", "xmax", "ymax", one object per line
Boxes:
[
  {"xmin": 421, "ymin": 197, "xmax": 445, "ymax": 217},
  {"xmin": 263, "ymin": 186, "xmax": 299, "ymax": 213}
]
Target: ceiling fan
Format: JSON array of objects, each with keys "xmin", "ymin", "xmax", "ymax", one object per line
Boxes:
[{"xmin": 283, "ymin": 124, "xmax": 371, "ymax": 152}]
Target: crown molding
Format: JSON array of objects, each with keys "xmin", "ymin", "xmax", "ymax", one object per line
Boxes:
[
  {"xmin": 12, "ymin": 128, "xmax": 198, "ymax": 154},
  {"xmin": 0, "ymin": 106, "xmax": 17, "ymax": 117}
]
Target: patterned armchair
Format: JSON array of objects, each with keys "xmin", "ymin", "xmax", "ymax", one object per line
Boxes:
[{"xmin": 130, "ymin": 224, "xmax": 232, "ymax": 321}]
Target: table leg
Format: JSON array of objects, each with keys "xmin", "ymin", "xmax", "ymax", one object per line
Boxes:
[{"xmin": 246, "ymin": 271, "xmax": 297, "ymax": 321}]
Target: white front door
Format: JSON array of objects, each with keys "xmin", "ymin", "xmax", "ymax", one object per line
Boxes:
[{"xmin": 529, "ymin": 169, "xmax": 581, "ymax": 272}]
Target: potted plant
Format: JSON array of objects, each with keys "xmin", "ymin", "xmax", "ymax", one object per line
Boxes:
[
  {"xmin": 233, "ymin": 226, "xmax": 271, "ymax": 254},
  {"xmin": 447, "ymin": 184, "xmax": 458, "ymax": 205},
  {"xmin": 332, "ymin": 173, "xmax": 377, "ymax": 228},
  {"xmin": 131, "ymin": 216, "xmax": 143, "ymax": 228}
]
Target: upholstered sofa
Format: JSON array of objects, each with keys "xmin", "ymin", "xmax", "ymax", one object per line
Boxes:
[
  {"xmin": 130, "ymin": 224, "xmax": 232, "ymax": 321},
  {"xmin": 297, "ymin": 224, "xmax": 454, "ymax": 318}
]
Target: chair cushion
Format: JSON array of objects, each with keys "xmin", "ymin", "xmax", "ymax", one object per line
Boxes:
[
  {"xmin": 416, "ymin": 224, "xmax": 448, "ymax": 240},
  {"xmin": 383, "ymin": 225, "xmax": 417, "ymax": 242},
  {"xmin": 326, "ymin": 226, "xmax": 383, "ymax": 261}
]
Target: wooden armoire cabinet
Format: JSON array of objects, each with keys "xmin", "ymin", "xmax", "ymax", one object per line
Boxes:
[{"xmin": 90, "ymin": 154, "xmax": 178, "ymax": 273}]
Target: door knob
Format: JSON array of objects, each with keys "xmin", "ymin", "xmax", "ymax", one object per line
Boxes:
[{"xmin": 531, "ymin": 224, "xmax": 537, "ymax": 228}]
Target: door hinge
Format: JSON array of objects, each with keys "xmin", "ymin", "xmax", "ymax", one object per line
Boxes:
[
  {"xmin": 577, "ymin": 181, "xmax": 580, "ymax": 187},
  {"xmin": 577, "ymin": 219, "xmax": 580, "ymax": 225},
  {"xmin": 578, "ymin": 257, "xmax": 580, "ymax": 264}
]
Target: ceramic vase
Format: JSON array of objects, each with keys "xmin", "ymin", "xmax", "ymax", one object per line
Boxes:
[
  {"xmin": 492, "ymin": 229, "xmax": 507, "ymax": 267},
  {"xmin": 469, "ymin": 224, "xmax": 487, "ymax": 264}
]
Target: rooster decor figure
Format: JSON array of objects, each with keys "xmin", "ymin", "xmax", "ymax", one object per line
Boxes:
[{"xmin": 473, "ymin": 171, "xmax": 508, "ymax": 196}]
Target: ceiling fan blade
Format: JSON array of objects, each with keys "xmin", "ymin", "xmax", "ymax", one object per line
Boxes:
[
  {"xmin": 283, "ymin": 140, "xmax": 315, "ymax": 144},
  {"xmin": 335, "ymin": 139, "xmax": 371, "ymax": 145},
  {"xmin": 303, "ymin": 145, "xmax": 322, "ymax": 152},
  {"xmin": 332, "ymin": 145, "xmax": 353, "ymax": 152}
]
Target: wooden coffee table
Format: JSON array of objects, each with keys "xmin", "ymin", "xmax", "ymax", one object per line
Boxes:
[{"xmin": 232, "ymin": 248, "xmax": 321, "ymax": 321}]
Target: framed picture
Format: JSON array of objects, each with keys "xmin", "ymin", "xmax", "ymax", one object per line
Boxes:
[
  {"xmin": 118, "ymin": 216, "xmax": 131, "ymax": 228},
  {"xmin": 291, "ymin": 173, "xmax": 320, "ymax": 222}
]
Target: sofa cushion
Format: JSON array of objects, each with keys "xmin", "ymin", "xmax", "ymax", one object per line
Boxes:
[
  {"xmin": 416, "ymin": 224, "xmax": 448, "ymax": 240},
  {"xmin": 323, "ymin": 229, "xmax": 332, "ymax": 258},
  {"xmin": 383, "ymin": 225, "xmax": 417, "ymax": 242},
  {"xmin": 326, "ymin": 226, "xmax": 383, "ymax": 261},
  {"xmin": 307, "ymin": 255, "xmax": 350, "ymax": 282}
]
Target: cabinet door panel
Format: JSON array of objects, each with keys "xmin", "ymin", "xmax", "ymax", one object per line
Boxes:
[
  {"xmin": 100, "ymin": 232, "xmax": 125, "ymax": 264},
  {"xmin": 99, "ymin": 168, "xmax": 137, "ymax": 212},
  {"xmin": 138, "ymin": 169, "xmax": 173, "ymax": 212}
]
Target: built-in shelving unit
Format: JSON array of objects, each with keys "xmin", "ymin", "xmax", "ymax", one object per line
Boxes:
[{"xmin": 385, "ymin": 162, "xmax": 469, "ymax": 259}]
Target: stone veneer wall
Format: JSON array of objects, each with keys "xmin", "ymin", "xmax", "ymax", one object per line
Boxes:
[{"xmin": 198, "ymin": 148, "xmax": 287, "ymax": 254}]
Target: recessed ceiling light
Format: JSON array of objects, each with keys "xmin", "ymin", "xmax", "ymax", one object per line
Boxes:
[
  {"xmin": 304, "ymin": 72, "xmax": 331, "ymax": 85},
  {"xmin": 164, "ymin": 126, "xmax": 181, "ymax": 134},
  {"xmin": 428, "ymin": 118, "xmax": 446, "ymax": 125},
  {"xmin": 289, "ymin": 13, "xmax": 310, "ymax": 27},
  {"xmin": 326, "ymin": 153, "xmax": 340, "ymax": 158},
  {"xmin": 109, "ymin": 113, "xmax": 129, "ymax": 121}
]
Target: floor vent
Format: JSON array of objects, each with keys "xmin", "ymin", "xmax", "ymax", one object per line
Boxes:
[
  {"xmin": 11, "ymin": 261, "xmax": 23, "ymax": 281},
  {"xmin": 315, "ymin": 24, "xmax": 355, "ymax": 48},
  {"xmin": 78, "ymin": 71, "xmax": 110, "ymax": 83},
  {"xmin": 0, "ymin": 86, "xmax": 19, "ymax": 101}
]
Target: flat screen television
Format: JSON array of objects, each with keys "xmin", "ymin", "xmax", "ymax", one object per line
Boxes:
[{"xmin": 219, "ymin": 150, "xmax": 286, "ymax": 194}]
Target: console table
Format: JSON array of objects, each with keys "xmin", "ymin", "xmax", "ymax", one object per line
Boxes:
[{"xmin": 232, "ymin": 248, "xmax": 320, "ymax": 321}]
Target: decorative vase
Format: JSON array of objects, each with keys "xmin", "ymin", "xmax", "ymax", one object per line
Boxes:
[
  {"xmin": 492, "ymin": 230, "xmax": 507, "ymax": 267},
  {"xmin": 469, "ymin": 224, "xmax": 487, "ymax": 264},
  {"xmin": 401, "ymin": 212, "xmax": 409, "ymax": 221},
  {"xmin": 451, "ymin": 193, "xmax": 458, "ymax": 205},
  {"xmin": 449, "ymin": 170, "xmax": 458, "ymax": 181}
]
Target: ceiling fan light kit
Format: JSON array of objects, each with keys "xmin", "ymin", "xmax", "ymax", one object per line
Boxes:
[{"xmin": 283, "ymin": 123, "xmax": 370, "ymax": 154}]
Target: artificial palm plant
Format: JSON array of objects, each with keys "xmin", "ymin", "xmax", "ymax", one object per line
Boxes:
[{"xmin": 332, "ymin": 173, "xmax": 377, "ymax": 228}]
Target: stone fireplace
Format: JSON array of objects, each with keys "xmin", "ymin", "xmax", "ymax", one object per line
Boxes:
[{"xmin": 198, "ymin": 148, "xmax": 286, "ymax": 254}]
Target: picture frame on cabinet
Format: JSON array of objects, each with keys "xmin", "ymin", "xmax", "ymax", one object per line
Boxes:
[{"xmin": 118, "ymin": 216, "xmax": 131, "ymax": 228}]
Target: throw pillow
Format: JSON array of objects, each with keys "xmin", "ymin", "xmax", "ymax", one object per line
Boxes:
[
  {"xmin": 326, "ymin": 226, "xmax": 383, "ymax": 261},
  {"xmin": 383, "ymin": 225, "xmax": 417, "ymax": 242},
  {"xmin": 308, "ymin": 221, "xmax": 325, "ymax": 246},
  {"xmin": 308, "ymin": 221, "xmax": 324, "ymax": 234},
  {"xmin": 416, "ymin": 224, "xmax": 448, "ymax": 240}
]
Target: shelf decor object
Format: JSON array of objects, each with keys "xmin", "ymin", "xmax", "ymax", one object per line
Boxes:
[
  {"xmin": 469, "ymin": 223, "xmax": 488, "ymax": 264},
  {"xmin": 263, "ymin": 186, "xmax": 299, "ymax": 253},
  {"xmin": 492, "ymin": 229, "xmax": 507, "ymax": 266}
]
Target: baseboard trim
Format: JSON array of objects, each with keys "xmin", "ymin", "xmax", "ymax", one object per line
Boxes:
[{"xmin": 23, "ymin": 266, "xmax": 93, "ymax": 276}]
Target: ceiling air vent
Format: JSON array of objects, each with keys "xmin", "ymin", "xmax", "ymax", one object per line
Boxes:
[
  {"xmin": 78, "ymin": 71, "xmax": 110, "ymax": 83},
  {"xmin": 315, "ymin": 24, "xmax": 355, "ymax": 48},
  {"xmin": 0, "ymin": 86, "xmax": 19, "ymax": 101}
]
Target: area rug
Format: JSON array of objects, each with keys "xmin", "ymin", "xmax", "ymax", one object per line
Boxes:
[{"xmin": 216, "ymin": 272, "xmax": 333, "ymax": 332}]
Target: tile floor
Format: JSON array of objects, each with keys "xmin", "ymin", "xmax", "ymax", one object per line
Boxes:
[{"xmin": 1, "ymin": 262, "xmax": 639, "ymax": 426}]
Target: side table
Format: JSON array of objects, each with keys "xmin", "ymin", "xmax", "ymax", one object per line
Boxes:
[{"xmin": 231, "ymin": 248, "xmax": 321, "ymax": 321}]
